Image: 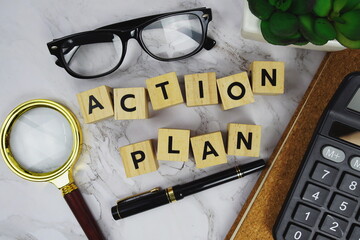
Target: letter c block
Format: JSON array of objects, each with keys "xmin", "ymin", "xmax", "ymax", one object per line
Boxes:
[
  {"xmin": 119, "ymin": 140, "xmax": 159, "ymax": 178},
  {"xmin": 146, "ymin": 72, "xmax": 184, "ymax": 110},
  {"xmin": 217, "ymin": 72, "xmax": 254, "ymax": 110},
  {"xmin": 76, "ymin": 85, "xmax": 114, "ymax": 123},
  {"xmin": 190, "ymin": 131, "xmax": 227, "ymax": 168},
  {"xmin": 114, "ymin": 87, "xmax": 149, "ymax": 120}
]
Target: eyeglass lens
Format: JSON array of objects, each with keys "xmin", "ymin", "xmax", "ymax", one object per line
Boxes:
[
  {"xmin": 141, "ymin": 13, "xmax": 203, "ymax": 59},
  {"xmin": 62, "ymin": 32, "xmax": 123, "ymax": 77}
]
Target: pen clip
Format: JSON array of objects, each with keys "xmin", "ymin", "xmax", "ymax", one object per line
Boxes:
[{"xmin": 117, "ymin": 187, "xmax": 161, "ymax": 204}]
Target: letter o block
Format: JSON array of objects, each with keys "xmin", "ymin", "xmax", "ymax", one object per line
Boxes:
[
  {"xmin": 119, "ymin": 140, "xmax": 159, "ymax": 178},
  {"xmin": 227, "ymin": 123, "xmax": 262, "ymax": 157},
  {"xmin": 114, "ymin": 87, "xmax": 149, "ymax": 120},
  {"xmin": 76, "ymin": 85, "xmax": 114, "ymax": 123},
  {"xmin": 146, "ymin": 72, "xmax": 184, "ymax": 110},
  {"xmin": 217, "ymin": 72, "xmax": 254, "ymax": 110},
  {"xmin": 190, "ymin": 132, "xmax": 227, "ymax": 168},
  {"xmin": 249, "ymin": 61, "xmax": 285, "ymax": 95}
]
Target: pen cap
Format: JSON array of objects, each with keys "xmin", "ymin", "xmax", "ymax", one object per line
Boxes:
[{"xmin": 239, "ymin": 159, "xmax": 266, "ymax": 177}]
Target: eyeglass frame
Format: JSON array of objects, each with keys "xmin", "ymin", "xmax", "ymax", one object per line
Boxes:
[{"xmin": 47, "ymin": 7, "xmax": 216, "ymax": 79}]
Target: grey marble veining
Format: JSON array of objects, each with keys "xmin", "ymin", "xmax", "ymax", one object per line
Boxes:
[{"xmin": 0, "ymin": 0, "xmax": 325, "ymax": 239}]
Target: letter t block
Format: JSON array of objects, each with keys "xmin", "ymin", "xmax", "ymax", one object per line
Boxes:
[
  {"xmin": 119, "ymin": 140, "xmax": 159, "ymax": 178},
  {"xmin": 146, "ymin": 72, "xmax": 184, "ymax": 110},
  {"xmin": 76, "ymin": 85, "xmax": 114, "ymax": 123}
]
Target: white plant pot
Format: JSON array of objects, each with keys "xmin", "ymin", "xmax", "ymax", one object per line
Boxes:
[{"xmin": 241, "ymin": 1, "xmax": 346, "ymax": 51}]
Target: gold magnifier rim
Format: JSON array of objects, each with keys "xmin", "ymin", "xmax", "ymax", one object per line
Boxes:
[{"xmin": 0, "ymin": 99, "xmax": 82, "ymax": 182}]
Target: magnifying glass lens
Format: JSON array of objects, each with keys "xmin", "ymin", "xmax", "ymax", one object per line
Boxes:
[{"xmin": 9, "ymin": 107, "xmax": 73, "ymax": 173}]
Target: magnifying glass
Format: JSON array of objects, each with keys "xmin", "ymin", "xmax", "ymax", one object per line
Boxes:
[{"xmin": 0, "ymin": 99, "xmax": 105, "ymax": 240}]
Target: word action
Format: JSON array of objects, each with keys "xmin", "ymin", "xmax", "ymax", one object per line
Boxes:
[
  {"xmin": 76, "ymin": 61, "xmax": 285, "ymax": 123},
  {"xmin": 119, "ymin": 123, "xmax": 261, "ymax": 177}
]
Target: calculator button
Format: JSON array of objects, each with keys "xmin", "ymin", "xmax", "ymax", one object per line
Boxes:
[
  {"xmin": 320, "ymin": 214, "xmax": 348, "ymax": 238},
  {"xmin": 293, "ymin": 204, "xmax": 320, "ymax": 226},
  {"xmin": 314, "ymin": 234, "xmax": 334, "ymax": 240},
  {"xmin": 350, "ymin": 156, "xmax": 360, "ymax": 172},
  {"xmin": 322, "ymin": 146, "xmax": 345, "ymax": 163},
  {"xmin": 329, "ymin": 193, "xmax": 357, "ymax": 217},
  {"xmin": 311, "ymin": 163, "xmax": 338, "ymax": 186},
  {"xmin": 284, "ymin": 224, "xmax": 311, "ymax": 240},
  {"xmin": 302, "ymin": 183, "xmax": 330, "ymax": 206},
  {"xmin": 349, "ymin": 225, "xmax": 360, "ymax": 240},
  {"xmin": 338, "ymin": 173, "xmax": 360, "ymax": 196}
]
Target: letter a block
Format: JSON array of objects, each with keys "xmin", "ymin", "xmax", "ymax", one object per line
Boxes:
[
  {"xmin": 184, "ymin": 72, "xmax": 218, "ymax": 106},
  {"xmin": 114, "ymin": 87, "xmax": 149, "ymax": 120},
  {"xmin": 249, "ymin": 61, "xmax": 285, "ymax": 95},
  {"xmin": 217, "ymin": 72, "xmax": 254, "ymax": 110},
  {"xmin": 76, "ymin": 85, "xmax": 114, "ymax": 123},
  {"xmin": 227, "ymin": 123, "xmax": 262, "ymax": 157},
  {"xmin": 157, "ymin": 128, "xmax": 190, "ymax": 161},
  {"xmin": 190, "ymin": 132, "xmax": 227, "ymax": 168},
  {"xmin": 119, "ymin": 140, "xmax": 159, "ymax": 178},
  {"xmin": 146, "ymin": 72, "xmax": 184, "ymax": 110}
]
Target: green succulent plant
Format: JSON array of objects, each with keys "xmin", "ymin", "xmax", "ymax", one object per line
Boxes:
[{"xmin": 247, "ymin": 0, "xmax": 360, "ymax": 49}]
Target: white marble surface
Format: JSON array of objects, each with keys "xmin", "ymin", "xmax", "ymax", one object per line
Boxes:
[{"xmin": 0, "ymin": 0, "xmax": 325, "ymax": 240}]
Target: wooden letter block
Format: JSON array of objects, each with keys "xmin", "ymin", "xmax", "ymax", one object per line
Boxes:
[
  {"xmin": 227, "ymin": 123, "xmax": 262, "ymax": 157},
  {"xmin": 249, "ymin": 61, "xmax": 285, "ymax": 95},
  {"xmin": 114, "ymin": 87, "xmax": 149, "ymax": 120},
  {"xmin": 76, "ymin": 85, "xmax": 114, "ymax": 123},
  {"xmin": 217, "ymin": 72, "xmax": 255, "ymax": 110},
  {"xmin": 157, "ymin": 128, "xmax": 190, "ymax": 162},
  {"xmin": 146, "ymin": 72, "xmax": 184, "ymax": 110},
  {"xmin": 119, "ymin": 140, "xmax": 159, "ymax": 178},
  {"xmin": 184, "ymin": 72, "xmax": 218, "ymax": 106},
  {"xmin": 190, "ymin": 132, "xmax": 227, "ymax": 168}
]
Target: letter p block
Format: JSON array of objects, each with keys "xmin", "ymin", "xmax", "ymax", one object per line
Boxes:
[{"xmin": 119, "ymin": 140, "xmax": 159, "ymax": 178}]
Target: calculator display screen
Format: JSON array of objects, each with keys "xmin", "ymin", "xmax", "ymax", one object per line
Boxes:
[
  {"xmin": 330, "ymin": 122, "xmax": 360, "ymax": 146},
  {"xmin": 348, "ymin": 88, "xmax": 360, "ymax": 112}
]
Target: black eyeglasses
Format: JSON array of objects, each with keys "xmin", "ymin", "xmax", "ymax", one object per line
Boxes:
[{"xmin": 47, "ymin": 7, "xmax": 216, "ymax": 79}]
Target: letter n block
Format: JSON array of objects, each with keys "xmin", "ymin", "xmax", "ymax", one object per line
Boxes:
[
  {"xmin": 157, "ymin": 128, "xmax": 190, "ymax": 161},
  {"xmin": 76, "ymin": 85, "xmax": 114, "ymax": 123},
  {"xmin": 217, "ymin": 72, "xmax": 254, "ymax": 110},
  {"xmin": 146, "ymin": 72, "xmax": 184, "ymax": 110},
  {"xmin": 190, "ymin": 132, "xmax": 227, "ymax": 168},
  {"xmin": 119, "ymin": 140, "xmax": 159, "ymax": 178},
  {"xmin": 184, "ymin": 72, "xmax": 218, "ymax": 106},
  {"xmin": 227, "ymin": 123, "xmax": 262, "ymax": 157},
  {"xmin": 249, "ymin": 61, "xmax": 285, "ymax": 95},
  {"xmin": 114, "ymin": 87, "xmax": 149, "ymax": 120}
]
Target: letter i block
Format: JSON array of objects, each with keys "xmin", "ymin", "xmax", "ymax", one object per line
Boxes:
[
  {"xmin": 119, "ymin": 140, "xmax": 159, "ymax": 178},
  {"xmin": 157, "ymin": 128, "xmax": 190, "ymax": 161},
  {"xmin": 227, "ymin": 123, "xmax": 262, "ymax": 157},
  {"xmin": 249, "ymin": 61, "xmax": 285, "ymax": 95},
  {"xmin": 184, "ymin": 72, "xmax": 218, "ymax": 106},
  {"xmin": 114, "ymin": 87, "xmax": 149, "ymax": 120},
  {"xmin": 146, "ymin": 72, "xmax": 184, "ymax": 110},
  {"xmin": 190, "ymin": 132, "xmax": 227, "ymax": 168},
  {"xmin": 76, "ymin": 85, "xmax": 114, "ymax": 123},
  {"xmin": 217, "ymin": 72, "xmax": 254, "ymax": 110}
]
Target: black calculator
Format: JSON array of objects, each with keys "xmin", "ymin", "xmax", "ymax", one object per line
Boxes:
[{"xmin": 273, "ymin": 72, "xmax": 360, "ymax": 240}]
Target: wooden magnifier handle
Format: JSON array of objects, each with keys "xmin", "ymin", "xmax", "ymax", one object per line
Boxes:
[{"xmin": 62, "ymin": 183, "xmax": 105, "ymax": 240}]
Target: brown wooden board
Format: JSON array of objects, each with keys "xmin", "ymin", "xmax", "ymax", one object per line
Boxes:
[{"xmin": 226, "ymin": 49, "xmax": 360, "ymax": 240}]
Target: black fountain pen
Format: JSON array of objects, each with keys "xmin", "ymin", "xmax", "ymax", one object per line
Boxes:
[{"xmin": 111, "ymin": 159, "xmax": 266, "ymax": 220}]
